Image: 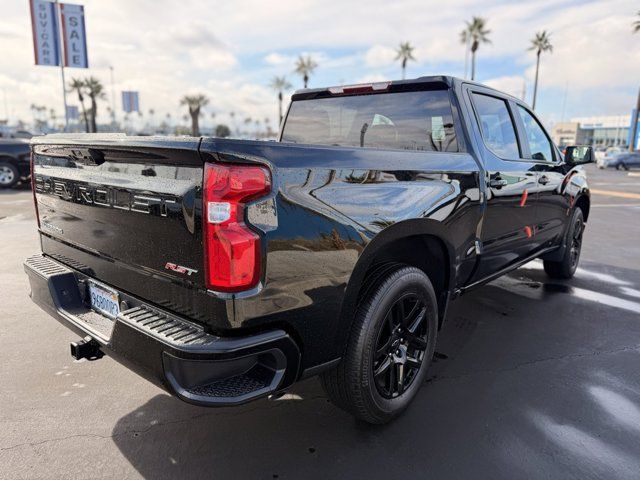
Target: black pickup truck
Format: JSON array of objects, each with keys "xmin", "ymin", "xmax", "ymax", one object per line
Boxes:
[{"xmin": 25, "ymin": 76, "xmax": 592, "ymax": 423}]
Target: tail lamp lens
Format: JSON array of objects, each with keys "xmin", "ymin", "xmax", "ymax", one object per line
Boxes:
[{"xmin": 203, "ymin": 163, "xmax": 271, "ymax": 292}]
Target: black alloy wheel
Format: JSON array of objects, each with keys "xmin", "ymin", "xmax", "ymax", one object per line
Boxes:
[
  {"xmin": 372, "ymin": 293, "xmax": 428, "ymax": 399},
  {"xmin": 568, "ymin": 214, "xmax": 584, "ymax": 270},
  {"xmin": 543, "ymin": 207, "xmax": 585, "ymax": 279},
  {"xmin": 321, "ymin": 265, "xmax": 438, "ymax": 424}
]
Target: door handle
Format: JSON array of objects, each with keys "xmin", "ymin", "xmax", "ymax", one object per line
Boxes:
[
  {"xmin": 489, "ymin": 178, "xmax": 508, "ymax": 188},
  {"xmin": 538, "ymin": 175, "xmax": 550, "ymax": 185}
]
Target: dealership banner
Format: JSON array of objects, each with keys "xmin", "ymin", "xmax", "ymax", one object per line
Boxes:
[
  {"xmin": 122, "ymin": 91, "xmax": 140, "ymax": 113},
  {"xmin": 60, "ymin": 3, "xmax": 88, "ymax": 68},
  {"xmin": 66, "ymin": 105, "xmax": 79, "ymax": 120},
  {"xmin": 29, "ymin": 0, "xmax": 61, "ymax": 66}
]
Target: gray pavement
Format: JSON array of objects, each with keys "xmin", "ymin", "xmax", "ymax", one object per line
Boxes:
[{"xmin": 1, "ymin": 165, "xmax": 640, "ymax": 479}]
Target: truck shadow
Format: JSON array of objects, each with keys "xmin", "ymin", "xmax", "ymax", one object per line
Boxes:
[{"xmin": 111, "ymin": 260, "xmax": 640, "ymax": 479}]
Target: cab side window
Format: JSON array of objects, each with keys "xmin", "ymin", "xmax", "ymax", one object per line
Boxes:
[
  {"xmin": 517, "ymin": 106, "xmax": 554, "ymax": 162},
  {"xmin": 471, "ymin": 93, "xmax": 520, "ymax": 160}
]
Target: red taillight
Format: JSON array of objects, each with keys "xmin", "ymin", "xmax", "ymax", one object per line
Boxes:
[{"xmin": 203, "ymin": 163, "xmax": 271, "ymax": 292}]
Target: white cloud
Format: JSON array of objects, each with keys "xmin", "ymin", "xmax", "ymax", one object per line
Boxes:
[
  {"xmin": 365, "ymin": 45, "xmax": 397, "ymax": 68},
  {"xmin": 1, "ymin": 0, "xmax": 638, "ymax": 127},
  {"xmin": 355, "ymin": 73, "xmax": 389, "ymax": 84},
  {"xmin": 485, "ymin": 75, "xmax": 526, "ymax": 99},
  {"xmin": 264, "ymin": 53, "xmax": 293, "ymax": 67},
  {"xmin": 524, "ymin": 10, "xmax": 640, "ymax": 90}
]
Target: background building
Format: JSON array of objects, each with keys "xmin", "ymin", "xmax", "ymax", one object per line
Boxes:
[
  {"xmin": 551, "ymin": 122, "xmax": 588, "ymax": 147},
  {"xmin": 552, "ymin": 113, "xmax": 639, "ymax": 150}
]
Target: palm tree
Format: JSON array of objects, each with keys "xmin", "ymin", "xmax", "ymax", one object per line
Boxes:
[
  {"xmin": 145, "ymin": 108, "xmax": 154, "ymax": 132},
  {"xmin": 395, "ymin": 42, "xmax": 416, "ymax": 80},
  {"xmin": 294, "ymin": 55, "xmax": 318, "ymax": 88},
  {"xmin": 460, "ymin": 17, "xmax": 491, "ymax": 81},
  {"xmin": 634, "ymin": 10, "xmax": 640, "ymax": 33},
  {"xmin": 68, "ymin": 78, "xmax": 89, "ymax": 132},
  {"xmin": 528, "ymin": 31, "xmax": 553, "ymax": 110},
  {"xmin": 229, "ymin": 111, "xmax": 237, "ymax": 135},
  {"xmin": 270, "ymin": 76, "xmax": 292, "ymax": 125},
  {"xmin": 84, "ymin": 77, "xmax": 106, "ymax": 133},
  {"xmin": 180, "ymin": 94, "xmax": 209, "ymax": 136},
  {"xmin": 210, "ymin": 111, "xmax": 216, "ymax": 133}
]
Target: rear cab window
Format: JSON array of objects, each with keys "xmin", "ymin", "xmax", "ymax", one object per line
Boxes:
[{"xmin": 281, "ymin": 88, "xmax": 459, "ymax": 152}]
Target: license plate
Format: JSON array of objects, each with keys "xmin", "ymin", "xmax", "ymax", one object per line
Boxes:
[{"xmin": 88, "ymin": 281, "xmax": 120, "ymax": 319}]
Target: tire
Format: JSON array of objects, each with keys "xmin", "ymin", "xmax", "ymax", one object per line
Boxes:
[
  {"xmin": 321, "ymin": 265, "xmax": 438, "ymax": 424},
  {"xmin": 543, "ymin": 208, "xmax": 584, "ymax": 279},
  {"xmin": 0, "ymin": 161, "xmax": 19, "ymax": 188}
]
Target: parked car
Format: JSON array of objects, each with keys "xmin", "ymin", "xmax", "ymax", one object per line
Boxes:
[
  {"xmin": 0, "ymin": 139, "xmax": 31, "ymax": 188},
  {"xmin": 596, "ymin": 147, "xmax": 625, "ymax": 169},
  {"xmin": 24, "ymin": 76, "xmax": 592, "ymax": 424},
  {"xmin": 0, "ymin": 126, "xmax": 34, "ymax": 139},
  {"xmin": 607, "ymin": 152, "xmax": 640, "ymax": 170}
]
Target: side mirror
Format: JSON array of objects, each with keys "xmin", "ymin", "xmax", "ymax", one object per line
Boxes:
[{"xmin": 565, "ymin": 145, "xmax": 593, "ymax": 165}]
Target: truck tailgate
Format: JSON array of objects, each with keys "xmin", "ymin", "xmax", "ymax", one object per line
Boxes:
[{"xmin": 30, "ymin": 135, "xmax": 229, "ymax": 326}]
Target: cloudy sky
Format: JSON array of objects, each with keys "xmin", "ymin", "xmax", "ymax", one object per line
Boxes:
[{"xmin": 1, "ymin": 0, "xmax": 639, "ymax": 130}]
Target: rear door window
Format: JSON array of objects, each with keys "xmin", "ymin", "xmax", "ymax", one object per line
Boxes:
[
  {"xmin": 282, "ymin": 89, "xmax": 459, "ymax": 152},
  {"xmin": 516, "ymin": 106, "xmax": 554, "ymax": 162},
  {"xmin": 471, "ymin": 93, "xmax": 520, "ymax": 160}
]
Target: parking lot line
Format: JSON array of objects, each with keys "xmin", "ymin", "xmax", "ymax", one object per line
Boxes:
[
  {"xmin": 590, "ymin": 189, "xmax": 640, "ymax": 200},
  {"xmin": 591, "ymin": 204, "xmax": 640, "ymax": 208}
]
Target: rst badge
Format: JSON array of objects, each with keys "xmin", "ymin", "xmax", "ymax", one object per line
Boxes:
[{"xmin": 165, "ymin": 262, "xmax": 198, "ymax": 276}]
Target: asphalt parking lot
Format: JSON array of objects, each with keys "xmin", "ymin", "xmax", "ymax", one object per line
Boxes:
[{"xmin": 1, "ymin": 165, "xmax": 640, "ymax": 479}]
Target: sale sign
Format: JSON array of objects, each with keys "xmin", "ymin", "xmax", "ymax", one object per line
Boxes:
[{"xmin": 60, "ymin": 3, "xmax": 88, "ymax": 68}]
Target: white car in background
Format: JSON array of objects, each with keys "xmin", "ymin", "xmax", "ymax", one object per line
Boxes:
[{"xmin": 596, "ymin": 147, "xmax": 624, "ymax": 169}]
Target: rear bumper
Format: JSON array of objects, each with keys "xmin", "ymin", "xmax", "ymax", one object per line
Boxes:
[{"xmin": 24, "ymin": 254, "xmax": 301, "ymax": 406}]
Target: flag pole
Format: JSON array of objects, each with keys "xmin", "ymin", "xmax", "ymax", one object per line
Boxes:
[{"xmin": 55, "ymin": 0, "xmax": 69, "ymax": 131}]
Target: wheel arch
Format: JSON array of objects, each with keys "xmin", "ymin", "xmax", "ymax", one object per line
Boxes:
[
  {"xmin": 332, "ymin": 219, "xmax": 455, "ymax": 358},
  {"xmin": 0, "ymin": 154, "xmax": 19, "ymax": 165},
  {"xmin": 574, "ymin": 193, "xmax": 590, "ymax": 222}
]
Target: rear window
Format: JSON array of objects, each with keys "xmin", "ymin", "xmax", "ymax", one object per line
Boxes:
[{"xmin": 281, "ymin": 90, "xmax": 458, "ymax": 152}]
